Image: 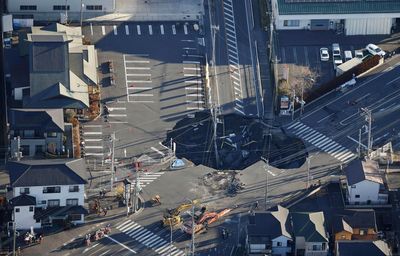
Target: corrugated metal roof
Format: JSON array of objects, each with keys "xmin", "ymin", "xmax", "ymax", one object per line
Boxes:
[{"xmin": 277, "ymin": 0, "xmax": 400, "ymax": 15}]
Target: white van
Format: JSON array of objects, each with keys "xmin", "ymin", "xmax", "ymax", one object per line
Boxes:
[{"xmin": 344, "ymin": 51, "xmax": 353, "ymax": 62}]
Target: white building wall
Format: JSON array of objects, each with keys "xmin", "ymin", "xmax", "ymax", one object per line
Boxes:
[
  {"xmin": 346, "ymin": 18, "xmax": 392, "ymax": 35},
  {"xmin": 347, "ymin": 180, "xmax": 382, "ymax": 204},
  {"xmin": 14, "ymin": 184, "xmax": 85, "ymax": 207},
  {"xmin": 14, "ymin": 205, "xmax": 41, "ymax": 230},
  {"xmin": 305, "ymin": 242, "xmax": 328, "ymax": 256},
  {"xmin": 272, "ymin": 235, "xmax": 292, "ymax": 256}
]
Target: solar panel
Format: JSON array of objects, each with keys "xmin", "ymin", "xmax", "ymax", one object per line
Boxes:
[{"xmin": 285, "ymin": 0, "xmax": 361, "ymax": 3}]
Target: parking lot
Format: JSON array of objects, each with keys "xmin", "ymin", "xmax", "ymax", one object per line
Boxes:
[
  {"xmin": 276, "ymin": 30, "xmax": 389, "ymax": 86},
  {"xmin": 82, "ymin": 21, "xmax": 206, "ymax": 162}
]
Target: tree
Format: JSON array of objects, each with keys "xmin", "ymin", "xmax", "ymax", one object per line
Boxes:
[{"xmin": 278, "ymin": 65, "xmax": 319, "ymax": 100}]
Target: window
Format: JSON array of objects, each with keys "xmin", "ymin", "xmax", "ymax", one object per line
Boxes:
[
  {"xmin": 41, "ymin": 200, "xmax": 46, "ymax": 205},
  {"xmin": 35, "ymin": 145, "xmax": 43, "ymax": 154},
  {"xmin": 20, "ymin": 187, "xmax": 30, "ymax": 195},
  {"xmin": 355, "ymin": 194, "xmax": 360, "ymax": 198},
  {"xmin": 15, "ymin": 208, "xmax": 20, "ymax": 213},
  {"xmin": 47, "ymin": 199, "xmax": 60, "ymax": 207},
  {"xmin": 360, "ymin": 229, "xmax": 366, "ymax": 235},
  {"xmin": 283, "ymin": 20, "xmax": 300, "ymax": 27},
  {"xmin": 86, "ymin": 5, "xmax": 103, "ymax": 10},
  {"xmin": 53, "ymin": 5, "xmax": 70, "ymax": 11},
  {"xmin": 66, "ymin": 199, "xmax": 79, "ymax": 206},
  {"xmin": 29, "ymin": 206, "xmax": 34, "ymax": 212},
  {"xmin": 69, "ymin": 185, "xmax": 79, "ymax": 192},
  {"xmin": 46, "ymin": 132, "xmax": 57, "ymax": 138},
  {"xmin": 312, "ymin": 244, "xmax": 322, "ymax": 251},
  {"xmin": 277, "ymin": 242, "xmax": 282, "ymax": 246},
  {"xmin": 43, "ymin": 186, "xmax": 61, "ymax": 193},
  {"xmin": 23, "ymin": 130, "xmax": 34, "ymax": 138},
  {"xmin": 20, "ymin": 5, "xmax": 37, "ymax": 11}
]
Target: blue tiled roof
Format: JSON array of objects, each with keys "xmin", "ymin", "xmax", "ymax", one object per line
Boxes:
[{"xmin": 277, "ymin": 0, "xmax": 400, "ymax": 15}]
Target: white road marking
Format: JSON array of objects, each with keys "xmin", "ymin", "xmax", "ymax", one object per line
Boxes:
[
  {"xmin": 129, "ymin": 94, "xmax": 153, "ymax": 97},
  {"xmin": 90, "ymin": 23, "xmax": 93, "ymax": 35},
  {"xmin": 183, "ymin": 61, "xmax": 200, "ymax": 64},
  {"xmin": 84, "ymin": 125, "xmax": 102, "ymax": 128},
  {"xmin": 160, "ymin": 24, "xmax": 164, "ymax": 35},
  {"xmin": 130, "ymin": 100, "xmax": 154, "ymax": 103},
  {"xmin": 137, "ymin": 25, "xmax": 141, "ymax": 35},
  {"xmin": 127, "ymin": 80, "xmax": 152, "ymax": 83},
  {"xmin": 184, "ymin": 67, "xmax": 201, "ymax": 71},
  {"xmin": 105, "ymin": 235, "xmax": 137, "ymax": 254},
  {"xmin": 108, "ymin": 114, "xmax": 128, "ymax": 117},
  {"xmin": 85, "ymin": 146, "xmax": 103, "ymax": 149},
  {"xmin": 108, "ymin": 107, "xmax": 126, "ymax": 111},
  {"xmin": 172, "ymin": 25, "xmax": 176, "ymax": 35},
  {"xmin": 185, "ymin": 87, "xmax": 202, "ymax": 90},
  {"xmin": 125, "ymin": 25, "xmax": 129, "ymax": 35},
  {"xmin": 126, "ymin": 73, "xmax": 151, "ymax": 77},
  {"xmin": 184, "ymin": 24, "xmax": 188, "ymax": 34},
  {"xmin": 128, "ymin": 87, "xmax": 152, "ymax": 90},
  {"xmin": 113, "ymin": 25, "xmax": 117, "ymax": 35},
  {"xmin": 83, "ymin": 132, "xmax": 102, "ymax": 135},
  {"xmin": 148, "ymin": 25, "xmax": 153, "ymax": 35},
  {"xmin": 84, "ymin": 139, "xmax": 102, "ymax": 142},
  {"xmin": 126, "ymin": 67, "xmax": 151, "ymax": 70},
  {"xmin": 85, "ymin": 153, "xmax": 104, "ymax": 156},
  {"xmin": 83, "ymin": 243, "xmax": 99, "ymax": 253},
  {"xmin": 101, "ymin": 26, "xmax": 105, "ymax": 35},
  {"xmin": 124, "ymin": 60, "xmax": 150, "ymax": 63}
]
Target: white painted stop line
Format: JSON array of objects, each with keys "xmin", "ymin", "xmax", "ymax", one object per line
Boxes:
[
  {"xmin": 160, "ymin": 25, "xmax": 164, "ymax": 35},
  {"xmin": 125, "ymin": 25, "xmax": 129, "ymax": 35},
  {"xmin": 137, "ymin": 25, "xmax": 141, "ymax": 35},
  {"xmin": 184, "ymin": 24, "xmax": 188, "ymax": 35},
  {"xmin": 148, "ymin": 25, "xmax": 153, "ymax": 35},
  {"xmin": 101, "ymin": 26, "xmax": 105, "ymax": 35},
  {"xmin": 172, "ymin": 25, "xmax": 176, "ymax": 35},
  {"xmin": 113, "ymin": 25, "xmax": 117, "ymax": 35}
]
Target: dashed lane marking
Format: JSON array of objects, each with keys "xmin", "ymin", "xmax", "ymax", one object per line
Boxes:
[
  {"xmin": 113, "ymin": 25, "xmax": 117, "ymax": 35},
  {"xmin": 149, "ymin": 25, "xmax": 153, "ymax": 35},
  {"xmin": 137, "ymin": 25, "xmax": 141, "ymax": 35},
  {"xmin": 125, "ymin": 25, "xmax": 129, "ymax": 35},
  {"xmin": 160, "ymin": 25, "xmax": 164, "ymax": 35},
  {"xmin": 101, "ymin": 26, "xmax": 105, "ymax": 35}
]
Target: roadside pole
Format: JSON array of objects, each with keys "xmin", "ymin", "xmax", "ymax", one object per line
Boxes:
[
  {"xmin": 261, "ymin": 156, "xmax": 269, "ymax": 210},
  {"xmin": 12, "ymin": 220, "xmax": 16, "ymax": 256},
  {"xmin": 361, "ymin": 108, "xmax": 372, "ymax": 158},
  {"xmin": 110, "ymin": 132, "xmax": 116, "ymax": 191}
]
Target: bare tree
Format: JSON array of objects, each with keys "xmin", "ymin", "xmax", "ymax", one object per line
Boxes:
[{"xmin": 278, "ymin": 65, "xmax": 319, "ymax": 99}]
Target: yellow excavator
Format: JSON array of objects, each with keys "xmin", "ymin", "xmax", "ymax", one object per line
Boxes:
[{"xmin": 163, "ymin": 199, "xmax": 201, "ymax": 228}]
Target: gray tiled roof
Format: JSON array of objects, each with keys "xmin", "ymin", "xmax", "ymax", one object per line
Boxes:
[
  {"xmin": 277, "ymin": 0, "xmax": 400, "ymax": 15},
  {"xmin": 9, "ymin": 108, "xmax": 64, "ymax": 133},
  {"xmin": 336, "ymin": 240, "xmax": 391, "ymax": 256},
  {"xmin": 291, "ymin": 211, "xmax": 328, "ymax": 243},
  {"xmin": 6, "ymin": 159, "xmax": 88, "ymax": 187},
  {"xmin": 345, "ymin": 159, "xmax": 383, "ymax": 186},
  {"xmin": 10, "ymin": 194, "xmax": 36, "ymax": 206},
  {"xmin": 333, "ymin": 209, "xmax": 377, "ymax": 233}
]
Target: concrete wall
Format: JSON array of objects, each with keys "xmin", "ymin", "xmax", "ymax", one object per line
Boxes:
[
  {"xmin": 347, "ymin": 180, "xmax": 386, "ymax": 204},
  {"xmin": 345, "ymin": 18, "xmax": 392, "ymax": 35},
  {"xmin": 305, "ymin": 242, "xmax": 328, "ymax": 256},
  {"xmin": 14, "ymin": 184, "xmax": 85, "ymax": 207},
  {"xmin": 14, "ymin": 205, "xmax": 41, "ymax": 230}
]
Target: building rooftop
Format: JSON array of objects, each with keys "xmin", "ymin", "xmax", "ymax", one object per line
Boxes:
[
  {"xmin": 248, "ymin": 205, "xmax": 292, "ymax": 240},
  {"xmin": 336, "ymin": 240, "xmax": 391, "ymax": 256},
  {"xmin": 6, "ymin": 159, "xmax": 88, "ymax": 187},
  {"xmin": 333, "ymin": 209, "xmax": 377, "ymax": 234},
  {"xmin": 10, "ymin": 194, "xmax": 36, "ymax": 207},
  {"xmin": 291, "ymin": 211, "xmax": 328, "ymax": 243},
  {"xmin": 9, "ymin": 108, "xmax": 64, "ymax": 133},
  {"xmin": 345, "ymin": 159, "xmax": 383, "ymax": 186},
  {"xmin": 277, "ymin": 0, "xmax": 400, "ymax": 15}
]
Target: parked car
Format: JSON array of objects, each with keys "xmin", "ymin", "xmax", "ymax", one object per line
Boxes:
[
  {"xmin": 355, "ymin": 50, "xmax": 364, "ymax": 58},
  {"xmin": 344, "ymin": 51, "xmax": 353, "ymax": 62},
  {"xmin": 333, "ymin": 55, "xmax": 343, "ymax": 69},
  {"xmin": 366, "ymin": 43, "xmax": 386, "ymax": 57},
  {"xmin": 332, "ymin": 43, "xmax": 341, "ymax": 56},
  {"xmin": 320, "ymin": 48, "xmax": 329, "ymax": 61}
]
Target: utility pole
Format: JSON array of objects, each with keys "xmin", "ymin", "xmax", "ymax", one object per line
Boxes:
[
  {"xmin": 133, "ymin": 172, "xmax": 140, "ymax": 213},
  {"xmin": 358, "ymin": 128, "xmax": 362, "ymax": 157},
  {"xmin": 191, "ymin": 200, "xmax": 195, "ymax": 256},
  {"xmin": 291, "ymin": 88, "xmax": 296, "ymax": 121},
  {"xmin": 110, "ymin": 132, "xmax": 116, "ymax": 191},
  {"xmin": 65, "ymin": 0, "xmax": 68, "ymax": 24},
  {"xmin": 12, "ymin": 214, "xmax": 16, "ymax": 256},
  {"xmin": 307, "ymin": 157, "xmax": 310, "ymax": 189},
  {"xmin": 211, "ymin": 104, "xmax": 220, "ymax": 168},
  {"xmin": 361, "ymin": 108, "xmax": 372, "ymax": 158},
  {"xmin": 261, "ymin": 156, "xmax": 269, "ymax": 210},
  {"xmin": 16, "ymin": 136, "xmax": 21, "ymax": 161},
  {"xmin": 80, "ymin": 0, "xmax": 84, "ymax": 27}
]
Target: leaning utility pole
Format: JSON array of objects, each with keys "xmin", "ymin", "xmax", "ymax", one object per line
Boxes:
[
  {"xmin": 361, "ymin": 108, "xmax": 372, "ymax": 158},
  {"xmin": 190, "ymin": 200, "xmax": 195, "ymax": 256},
  {"xmin": 261, "ymin": 156, "xmax": 269, "ymax": 211},
  {"xmin": 211, "ymin": 104, "xmax": 220, "ymax": 168}
]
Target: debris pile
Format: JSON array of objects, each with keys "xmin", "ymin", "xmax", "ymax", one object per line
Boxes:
[{"xmin": 202, "ymin": 171, "xmax": 245, "ymax": 196}]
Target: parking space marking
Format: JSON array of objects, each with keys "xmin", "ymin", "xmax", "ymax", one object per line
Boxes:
[
  {"xmin": 125, "ymin": 25, "xmax": 129, "ymax": 35},
  {"xmin": 113, "ymin": 25, "xmax": 117, "ymax": 35},
  {"xmin": 160, "ymin": 25, "xmax": 164, "ymax": 35},
  {"xmin": 172, "ymin": 25, "xmax": 176, "ymax": 35},
  {"xmin": 137, "ymin": 25, "xmax": 141, "ymax": 35},
  {"xmin": 149, "ymin": 25, "xmax": 153, "ymax": 35},
  {"xmin": 101, "ymin": 26, "xmax": 105, "ymax": 35},
  {"xmin": 184, "ymin": 24, "xmax": 188, "ymax": 35}
]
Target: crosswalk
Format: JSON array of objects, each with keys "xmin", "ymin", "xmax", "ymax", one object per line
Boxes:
[
  {"xmin": 116, "ymin": 219, "xmax": 185, "ymax": 256},
  {"xmin": 134, "ymin": 171, "xmax": 165, "ymax": 188},
  {"xmin": 82, "ymin": 124, "xmax": 104, "ymax": 158},
  {"xmin": 222, "ymin": 0, "xmax": 244, "ymax": 115},
  {"xmin": 106, "ymin": 101, "xmax": 127, "ymax": 123},
  {"xmin": 182, "ymin": 41, "xmax": 205, "ymax": 111},
  {"xmin": 93, "ymin": 23, "xmax": 194, "ymax": 37},
  {"xmin": 123, "ymin": 54, "xmax": 154, "ymax": 103},
  {"xmin": 287, "ymin": 121, "xmax": 356, "ymax": 163}
]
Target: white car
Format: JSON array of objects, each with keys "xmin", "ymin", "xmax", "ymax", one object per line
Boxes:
[
  {"xmin": 332, "ymin": 43, "xmax": 341, "ymax": 56},
  {"xmin": 366, "ymin": 44, "xmax": 386, "ymax": 57},
  {"xmin": 333, "ymin": 54, "xmax": 343, "ymax": 67},
  {"xmin": 355, "ymin": 50, "xmax": 364, "ymax": 58},
  {"xmin": 320, "ymin": 48, "xmax": 329, "ymax": 61}
]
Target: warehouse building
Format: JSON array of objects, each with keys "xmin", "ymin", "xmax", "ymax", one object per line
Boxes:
[{"xmin": 272, "ymin": 0, "xmax": 400, "ymax": 35}]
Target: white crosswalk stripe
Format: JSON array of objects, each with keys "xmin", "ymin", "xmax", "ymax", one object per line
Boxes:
[
  {"xmin": 132, "ymin": 172, "xmax": 165, "ymax": 188},
  {"xmin": 287, "ymin": 121, "xmax": 356, "ymax": 163},
  {"xmin": 116, "ymin": 219, "xmax": 185, "ymax": 256}
]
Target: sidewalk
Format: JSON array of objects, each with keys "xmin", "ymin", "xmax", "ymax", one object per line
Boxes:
[{"xmin": 87, "ymin": 0, "xmax": 204, "ymax": 22}]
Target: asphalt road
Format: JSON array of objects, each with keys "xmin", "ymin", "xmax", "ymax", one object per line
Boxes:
[{"xmin": 286, "ymin": 56, "xmax": 400, "ymax": 164}]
